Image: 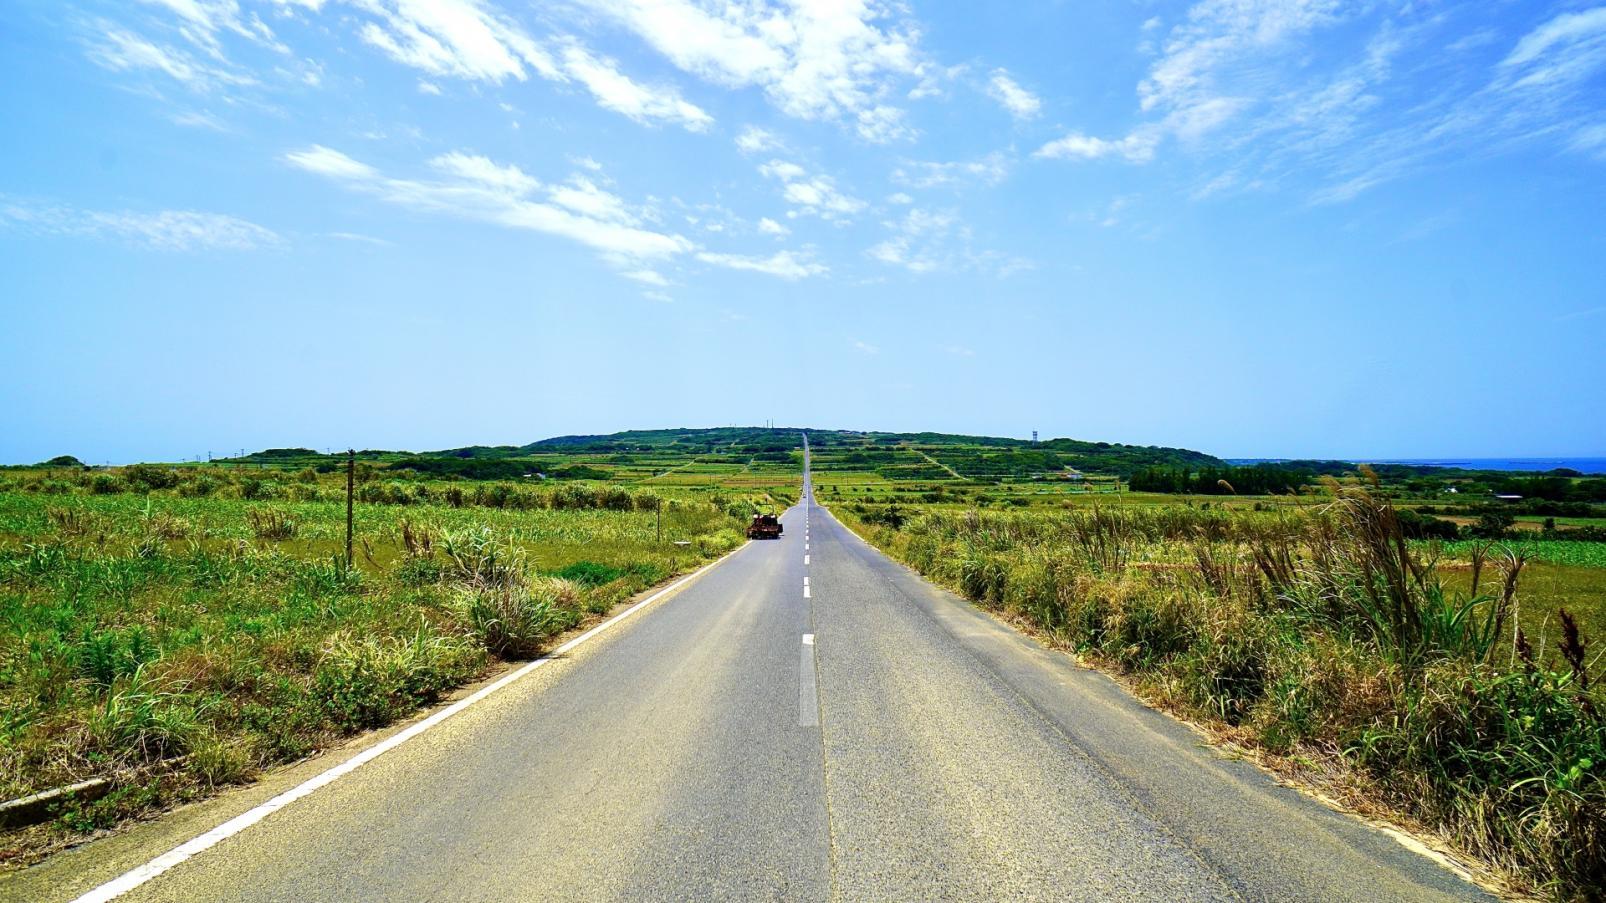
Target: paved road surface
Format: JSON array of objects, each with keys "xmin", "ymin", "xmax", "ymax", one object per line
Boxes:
[{"xmin": 13, "ymin": 436, "xmax": 1489, "ymax": 902}]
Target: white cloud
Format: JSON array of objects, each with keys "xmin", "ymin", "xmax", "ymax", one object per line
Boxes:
[
  {"xmin": 284, "ymin": 144, "xmax": 692, "ymax": 262},
  {"xmin": 432, "ymin": 151, "xmax": 543, "ymax": 195},
  {"xmin": 1499, "ymin": 7, "xmax": 1606, "ymax": 91},
  {"xmin": 576, "ymin": 0, "xmax": 928, "ymax": 141},
  {"xmin": 757, "ymin": 217, "xmax": 789, "ymax": 236},
  {"xmin": 327, "ymin": 231, "xmax": 391, "ymax": 245},
  {"xmin": 1, "ymin": 199, "xmax": 279, "ymax": 251},
  {"xmin": 1141, "ymin": 0, "xmax": 1344, "ymax": 115},
  {"xmin": 621, "ymin": 268, "xmax": 670, "ymax": 286},
  {"xmin": 87, "ymin": 26, "xmax": 250, "ymax": 91},
  {"xmin": 1035, "ymin": 131, "xmax": 1158, "ymax": 163},
  {"xmin": 868, "ymin": 206, "xmax": 1027, "ymax": 277},
  {"xmin": 695, "ymin": 249, "xmax": 826, "ymax": 279},
  {"xmin": 867, "ymin": 208, "xmax": 956, "ymax": 274},
  {"xmin": 854, "ymin": 104, "xmax": 916, "ymax": 143},
  {"xmin": 852, "ymin": 339, "xmax": 879, "ymax": 354},
  {"xmin": 171, "ymin": 110, "xmax": 230, "ymax": 130},
  {"xmin": 548, "ymin": 174, "xmax": 640, "ymax": 224},
  {"xmin": 286, "ymin": 145, "xmax": 829, "ymax": 283},
  {"xmin": 1034, "ymin": 0, "xmax": 1351, "ymax": 172},
  {"xmin": 893, "ymin": 152, "xmax": 1010, "ymax": 188},
  {"xmin": 1572, "ymin": 122, "xmax": 1606, "ymax": 158},
  {"xmin": 557, "ymin": 43, "xmax": 712, "ymax": 131},
  {"xmin": 987, "ymin": 69, "xmax": 1040, "ymax": 119},
  {"xmin": 140, "ymin": 0, "xmax": 286, "ymax": 57},
  {"xmin": 284, "ymin": 144, "xmax": 379, "ymax": 180},
  {"xmin": 887, "ymin": 192, "xmax": 913, "ymax": 205},
  {"xmin": 759, "ymin": 160, "xmax": 865, "ymax": 219},
  {"xmin": 418, "ymin": 80, "xmax": 442, "ymax": 95},
  {"xmin": 354, "ymin": 0, "xmax": 558, "ymax": 82},
  {"xmin": 334, "ymin": 2, "xmax": 709, "ymax": 130},
  {"xmin": 735, "ymin": 125, "xmax": 782, "ymax": 154}
]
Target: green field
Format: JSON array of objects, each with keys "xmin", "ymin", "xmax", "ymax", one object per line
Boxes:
[
  {"xmin": 827, "ymin": 474, "xmax": 1605, "ymax": 899},
  {"xmin": 0, "ymin": 452, "xmax": 798, "ymax": 864},
  {"xmin": 7, "ymin": 427, "xmax": 1604, "ymax": 893}
]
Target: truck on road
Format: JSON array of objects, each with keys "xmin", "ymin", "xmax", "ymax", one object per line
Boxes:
[{"xmin": 746, "ymin": 514, "xmax": 783, "ymax": 539}]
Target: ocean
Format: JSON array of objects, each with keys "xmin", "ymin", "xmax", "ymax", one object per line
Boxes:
[{"xmin": 1228, "ymin": 458, "xmax": 1606, "ymax": 475}]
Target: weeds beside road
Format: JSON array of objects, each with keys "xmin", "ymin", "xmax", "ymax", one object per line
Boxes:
[
  {"xmin": 835, "ymin": 482, "xmax": 1604, "ymax": 900},
  {"xmin": 0, "ymin": 471, "xmax": 781, "ymax": 865}
]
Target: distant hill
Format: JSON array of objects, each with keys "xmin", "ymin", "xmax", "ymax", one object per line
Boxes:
[
  {"xmin": 219, "ymin": 427, "xmax": 1223, "ymax": 479},
  {"xmin": 513, "ymin": 427, "xmax": 1223, "ymax": 477}
]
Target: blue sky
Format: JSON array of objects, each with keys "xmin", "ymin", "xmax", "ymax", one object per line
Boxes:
[{"xmin": 2, "ymin": 0, "xmax": 1604, "ymax": 464}]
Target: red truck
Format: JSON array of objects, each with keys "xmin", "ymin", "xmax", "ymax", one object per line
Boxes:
[{"xmin": 746, "ymin": 513, "xmax": 784, "ymax": 539}]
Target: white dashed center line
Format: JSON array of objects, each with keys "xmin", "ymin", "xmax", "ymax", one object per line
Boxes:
[{"xmin": 798, "ymin": 634, "xmax": 819, "ymax": 727}]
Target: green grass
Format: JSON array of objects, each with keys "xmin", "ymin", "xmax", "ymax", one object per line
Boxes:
[
  {"xmin": 0, "ymin": 463, "xmax": 797, "ymax": 864},
  {"xmin": 831, "ymin": 488, "xmax": 1605, "ymax": 899},
  {"xmin": 1440, "ymin": 539, "xmax": 1606, "ymax": 569}
]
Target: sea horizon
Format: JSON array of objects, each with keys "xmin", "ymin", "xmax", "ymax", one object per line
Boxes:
[{"xmin": 1228, "ymin": 457, "xmax": 1606, "ymax": 475}]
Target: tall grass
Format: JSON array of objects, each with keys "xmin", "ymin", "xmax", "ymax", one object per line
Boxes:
[
  {"xmin": 0, "ymin": 487, "xmax": 752, "ymax": 863},
  {"xmin": 844, "ymin": 488, "xmax": 1604, "ymax": 899}
]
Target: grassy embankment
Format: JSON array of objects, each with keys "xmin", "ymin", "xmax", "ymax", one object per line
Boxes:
[
  {"xmin": 831, "ymin": 482, "xmax": 1603, "ymax": 900},
  {"xmin": 0, "ymin": 463, "xmax": 795, "ymax": 864}
]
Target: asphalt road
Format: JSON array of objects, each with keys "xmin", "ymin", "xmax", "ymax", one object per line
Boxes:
[{"xmin": 18, "ymin": 437, "xmax": 1490, "ymax": 902}]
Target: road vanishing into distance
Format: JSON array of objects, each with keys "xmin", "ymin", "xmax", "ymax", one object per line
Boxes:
[{"xmin": 15, "ymin": 437, "xmax": 1490, "ymax": 902}]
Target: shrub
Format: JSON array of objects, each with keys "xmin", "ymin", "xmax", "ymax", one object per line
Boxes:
[
  {"xmin": 442, "ymin": 526, "xmax": 524, "ymax": 587},
  {"xmin": 313, "ymin": 630, "xmax": 482, "ymax": 732},
  {"xmin": 454, "ymin": 577, "xmax": 584, "ymax": 658},
  {"xmin": 246, "ymin": 508, "xmax": 297, "ymax": 541},
  {"xmin": 121, "ymin": 465, "xmax": 179, "ymax": 493},
  {"xmin": 553, "ymin": 560, "xmax": 625, "ymax": 586}
]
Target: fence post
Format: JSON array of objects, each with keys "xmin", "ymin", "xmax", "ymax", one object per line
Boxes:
[
  {"xmin": 345, "ymin": 449, "xmax": 355, "ymax": 570},
  {"xmin": 656, "ymin": 496, "xmax": 663, "ymax": 543}
]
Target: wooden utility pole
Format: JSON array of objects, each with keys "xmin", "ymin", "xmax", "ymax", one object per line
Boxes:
[{"xmin": 345, "ymin": 449, "xmax": 355, "ymax": 570}]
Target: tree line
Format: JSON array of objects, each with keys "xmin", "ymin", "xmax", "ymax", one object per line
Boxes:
[{"xmin": 1128, "ymin": 464, "xmax": 1309, "ymax": 495}]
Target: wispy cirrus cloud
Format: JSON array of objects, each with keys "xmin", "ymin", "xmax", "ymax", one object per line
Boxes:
[
  {"xmin": 285, "ymin": 145, "xmax": 824, "ymax": 280},
  {"xmin": 556, "ymin": 42, "xmax": 711, "ymax": 131},
  {"xmin": 103, "ymin": 0, "xmax": 712, "ymax": 131},
  {"xmin": 695, "ymin": 249, "xmax": 826, "ymax": 279},
  {"xmin": 758, "ymin": 160, "xmax": 866, "ymax": 220},
  {"xmin": 348, "ymin": 2, "xmax": 711, "ymax": 130},
  {"xmin": 1498, "ymin": 7, "xmax": 1606, "ymax": 91},
  {"xmin": 140, "ymin": 0, "xmax": 287, "ymax": 57},
  {"xmin": 352, "ymin": 0, "xmax": 558, "ymax": 82},
  {"xmin": 868, "ymin": 207, "xmax": 1029, "ymax": 277},
  {"xmin": 284, "ymin": 144, "xmax": 691, "ymax": 262},
  {"xmin": 87, "ymin": 24, "xmax": 255, "ymax": 92},
  {"xmin": 0, "ymin": 198, "xmax": 280, "ymax": 251},
  {"xmin": 1035, "ymin": 2, "xmax": 1606, "ymax": 205},
  {"xmin": 573, "ymin": 0, "xmax": 929, "ymax": 141},
  {"xmin": 893, "ymin": 152, "xmax": 1011, "ymax": 189},
  {"xmin": 986, "ymin": 69, "xmax": 1040, "ymax": 119}
]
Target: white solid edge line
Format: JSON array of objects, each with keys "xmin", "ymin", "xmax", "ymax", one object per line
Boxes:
[{"xmin": 71, "ymin": 545, "xmax": 747, "ymax": 903}]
